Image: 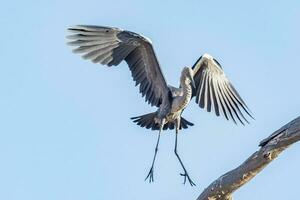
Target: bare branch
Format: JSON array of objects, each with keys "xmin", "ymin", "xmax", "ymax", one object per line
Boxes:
[{"xmin": 197, "ymin": 116, "xmax": 300, "ymax": 200}]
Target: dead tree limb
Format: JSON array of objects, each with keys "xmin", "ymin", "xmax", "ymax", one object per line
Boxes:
[{"xmin": 197, "ymin": 116, "xmax": 300, "ymax": 200}]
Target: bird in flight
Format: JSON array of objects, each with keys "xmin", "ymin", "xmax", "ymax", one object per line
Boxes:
[{"xmin": 67, "ymin": 25, "xmax": 253, "ymax": 186}]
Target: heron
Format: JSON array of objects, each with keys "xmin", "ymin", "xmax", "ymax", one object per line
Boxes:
[{"xmin": 67, "ymin": 25, "xmax": 253, "ymax": 186}]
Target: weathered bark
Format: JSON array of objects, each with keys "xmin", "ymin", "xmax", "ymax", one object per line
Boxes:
[{"xmin": 197, "ymin": 116, "xmax": 300, "ymax": 200}]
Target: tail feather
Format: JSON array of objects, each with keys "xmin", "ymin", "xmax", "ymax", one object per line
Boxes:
[{"xmin": 131, "ymin": 112, "xmax": 194, "ymax": 131}]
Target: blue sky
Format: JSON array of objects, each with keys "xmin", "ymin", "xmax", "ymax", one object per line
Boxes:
[{"xmin": 1, "ymin": 0, "xmax": 300, "ymax": 199}]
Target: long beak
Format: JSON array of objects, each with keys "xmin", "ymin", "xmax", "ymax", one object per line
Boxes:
[{"xmin": 190, "ymin": 76, "xmax": 196, "ymax": 88}]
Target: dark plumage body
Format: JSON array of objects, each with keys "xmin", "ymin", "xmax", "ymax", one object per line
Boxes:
[
  {"xmin": 67, "ymin": 25, "xmax": 253, "ymax": 186},
  {"xmin": 131, "ymin": 68, "xmax": 195, "ymax": 131}
]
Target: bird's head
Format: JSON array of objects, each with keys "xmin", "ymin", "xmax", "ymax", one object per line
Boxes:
[{"xmin": 181, "ymin": 67, "xmax": 196, "ymax": 88}]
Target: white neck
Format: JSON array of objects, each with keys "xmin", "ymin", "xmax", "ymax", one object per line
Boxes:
[
  {"xmin": 180, "ymin": 74, "xmax": 191, "ymax": 89},
  {"xmin": 179, "ymin": 75, "xmax": 192, "ymax": 100}
]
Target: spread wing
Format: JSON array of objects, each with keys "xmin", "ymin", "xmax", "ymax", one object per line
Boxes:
[
  {"xmin": 67, "ymin": 25, "xmax": 170, "ymax": 107},
  {"xmin": 192, "ymin": 54, "xmax": 253, "ymax": 125}
]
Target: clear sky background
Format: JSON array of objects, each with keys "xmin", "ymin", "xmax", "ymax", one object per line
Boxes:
[{"xmin": 1, "ymin": 0, "xmax": 300, "ymax": 200}]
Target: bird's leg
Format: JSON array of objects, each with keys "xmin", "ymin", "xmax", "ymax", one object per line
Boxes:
[
  {"xmin": 174, "ymin": 118, "xmax": 196, "ymax": 186},
  {"xmin": 145, "ymin": 118, "xmax": 165, "ymax": 183}
]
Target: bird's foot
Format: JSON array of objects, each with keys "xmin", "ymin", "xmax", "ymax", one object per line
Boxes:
[
  {"xmin": 145, "ymin": 167, "xmax": 154, "ymax": 183},
  {"xmin": 180, "ymin": 171, "xmax": 196, "ymax": 186}
]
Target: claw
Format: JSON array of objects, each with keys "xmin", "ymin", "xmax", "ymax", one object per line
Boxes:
[
  {"xmin": 180, "ymin": 172, "xmax": 196, "ymax": 186},
  {"xmin": 145, "ymin": 167, "xmax": 154, "ymax": 183}
]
